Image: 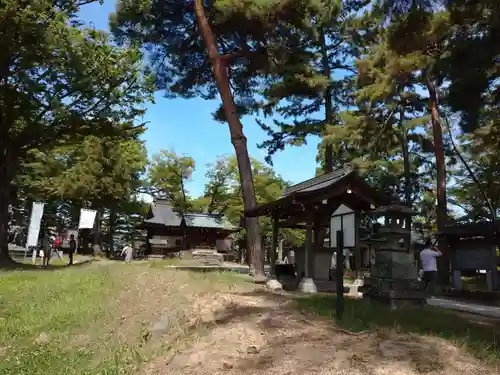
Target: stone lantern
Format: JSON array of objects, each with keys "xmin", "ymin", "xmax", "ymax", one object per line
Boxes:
[{"xmin": 364, "ymin": 205, "xmax": 426, "ymax": 309}]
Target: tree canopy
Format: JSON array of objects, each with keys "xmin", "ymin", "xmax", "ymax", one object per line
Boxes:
[
  {"xmin": 3, "ymin": 0, "xmax": 500, "ymax": 275},
  {"xmin": 148, "ymin": 149, "xmax": 195, "ymax": 213},
  {"xmin": 0, "ymin": 0, "xmax": 153, "ymax": 260}
]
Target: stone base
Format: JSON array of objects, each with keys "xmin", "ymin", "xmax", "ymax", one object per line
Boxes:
[
  {"xmin": 372, "ymin": 251, "xmax": 418, "ymax": 280},
  {"xmin": 367, "ymin": 289, "xmax": 427, "ymax": 310},
  {"xmin": 266, "ymin": 279, "xmax": 283, "ymax": 291},
  {"xmin": 192, "ymin": 249, "xmax": 223, "ymax": 266},
  {"xmin": 298, "ymin": 278, "xmax": 318, "ymax": 293},
  {"xmin": 347, "ymin": 278, "xmax": 364, "ymax": 298}
]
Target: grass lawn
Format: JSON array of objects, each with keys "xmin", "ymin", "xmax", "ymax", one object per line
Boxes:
[
  {"xmin": 296, "ymin": 294, "xmax": 500, "ymax": 363},
  {"xmin": 3, "ymin": 261, "xmax": 499, "ymax": 375},
  {"xmin": 0, "ymin": 261, "xmax": 249, "ymax": 375}
]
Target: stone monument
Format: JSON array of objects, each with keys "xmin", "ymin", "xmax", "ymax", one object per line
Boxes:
[{"xmin": 363, "ymin": 205, "xmax": 426, "ymax": 309}]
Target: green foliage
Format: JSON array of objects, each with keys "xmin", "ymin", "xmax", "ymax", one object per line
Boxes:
[
  {"xmin": 320, "ymin": 22, "xmax": 433, "ymax": 202},
  {"xmin": 103, "ymin": 198, "xmax": 149, "ymax": 247},
  {"xmin": 379, "ymin": 0, "xmax": 500, "ymax": 131},
  {"xmin": 257, "ymin": 0, "xmax": 371, "ymax": 164},
  {"xmin": 0, "ymin": 0, "xmax": 152, "ymax": 164},
  {"xmin": 449, "ymin": 115, "xmax": 500, "ymax": 222},
  {"xmin": 194, "ymin": 155, "xmax": 304, "ymax": 247},
  {"xmin": 0, "ymin": 0, "xmax": 153, "ymax": 257},
  {"xmin": 148, "ymin": 149, "xmax": 195, "ymax": 212},
  {"xmin": 18, "ymin": 132, "xmax": 148, "ymax": 206}
]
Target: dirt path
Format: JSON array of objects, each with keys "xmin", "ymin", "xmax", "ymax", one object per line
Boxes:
[{"xmin": 142, "ymin": 289, "xmax": 497, "ymax": 375}]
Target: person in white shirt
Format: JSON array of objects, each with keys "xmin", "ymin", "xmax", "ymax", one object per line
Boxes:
[
  {"xmin": 420, "ymin": 239, "xmax": 442, "ymax": 292},
  {"xmin": 121, "ymin": 244, "xmax": 134, "ymax": 263}
]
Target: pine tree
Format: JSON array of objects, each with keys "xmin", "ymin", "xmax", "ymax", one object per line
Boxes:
[
  {"xmin": 379, "ymin": 0, "xmax": 500, "ymax": 131},
  {"xmin": 257, "ymin": 0, "xmax": 372, "ymax": 171},
  {"xmin": 111, "ymin": 0, "xmax": 343, "ymax": 276},
  {"xmin": 324, "ymin": 23, "xmax": 434, "ymax": 205}
]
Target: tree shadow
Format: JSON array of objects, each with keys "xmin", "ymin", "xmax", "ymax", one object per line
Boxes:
[
  {"xmin": 231, "ymin": 328, "xmax": 451, "ymax": 374},
  {"xmin": 294, "ymin": 293, "xmax": 500, "ymax": 361},
  {"xmin": 189, "ymin": 289, "xmax": 458, "ymax": 374},
  {"xmin": 200, "ymin": 288, "xmax": 500, "ymax": 362},
  {"xmin": 0, "ymin": 259, "xmax": 94, "ymax": 272}
]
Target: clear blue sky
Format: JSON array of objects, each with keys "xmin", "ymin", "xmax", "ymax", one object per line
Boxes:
[{"xmin": 78, "ymin": 1, "xmax": 320, "ymax": 198}]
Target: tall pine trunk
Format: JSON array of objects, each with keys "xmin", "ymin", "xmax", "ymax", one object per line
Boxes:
[
  {"xmin": 426, "ymin": 79, "xmax": 449, "ymax": 285},
  {"xmin": 397, "ymin": 100, "xmax": 412, "ymax": 205},
  {"xmin": 0, "ymin": 182, "xmax": 10, "ymax": 263},
  {"xmin": 109, "ymin": 208, "xmax": 117, "ymax": 256},
  {"xmin": 0, "ymin": 146, "xmax": 13, "ymax": 263},
  {"xmin": 398, "ymin": 103, "xmax": 412, "ymax": 251},
  {"xmin": 320, "ymin": 28, "xmax": 333, "ymax": 173},
  {"xmin": 194, "ymin": 0, "xmax": 264, "ymax": 276}
]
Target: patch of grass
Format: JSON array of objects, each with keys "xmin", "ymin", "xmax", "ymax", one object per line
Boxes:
[
  {"xmin": 296, "ymin": 294, "xmax": 500, "ymax": 362},
  {"xmin": 0, "ymin": 262, "xmax": 252, "ymax": 375},
  {"xmin": 0, "ymin": 266, "xmax": 114, "ymax": 375}
]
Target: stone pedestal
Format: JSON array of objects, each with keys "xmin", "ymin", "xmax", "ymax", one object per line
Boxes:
[
  {"xmin": 452, "ymin": 270, "xmax": 462, "ymax": 290},
  {"xmin": 298, "ymin": 277, "xmax": 318, "ymax": 293},
  {"xmin": 367, "ymin": 251, "xmax": 426, "ymax": 309},
  {"xmin": 347, "ymin": 278, "xmax": 364, "ymax": 298}
]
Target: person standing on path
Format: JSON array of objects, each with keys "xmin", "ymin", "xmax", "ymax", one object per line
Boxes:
[
  {"xmin": 68, "ymin": 234, "xmax": 77, "ymax": 265},
  {"xmin": 121, "ymin": 244, "xmax": 134, "ymax": 263},
  {"xmin": 420, "ymin": 239, "xmax": 442, "ymax": 293}
]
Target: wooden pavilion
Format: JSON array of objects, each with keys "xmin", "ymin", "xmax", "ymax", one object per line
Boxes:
[
  {"xmin": 437, "ymin": 222, "xmax": 500, "ymax": 291},
  {"xmin": 139, "ymin": 199, "xmax": 239, "ymax": 257},
  {"xmin": 245, "ymin": 166, "xmax": 392, "ymax": 292}
]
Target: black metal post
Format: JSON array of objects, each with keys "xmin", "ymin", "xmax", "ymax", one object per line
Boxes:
[{"xmin": 336, "ymin": 229, "xmax": 345, "ymax": 321}]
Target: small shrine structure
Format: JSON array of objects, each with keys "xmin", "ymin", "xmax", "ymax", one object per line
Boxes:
[
  {"xmin": 437, "ymin": 222, "xmax": 500, "ymax": 292},
  {"xmin": 138, "ymin": 199, "xmax": 238, "ymax": 257},
  {"xmin": 245, "ymin": 167, "xmax": 391, "ymax": 292}
]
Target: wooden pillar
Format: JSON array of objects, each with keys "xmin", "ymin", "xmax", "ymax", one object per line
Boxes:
[
  {"xmin": 298, "ymin": 213, "xmax": 317, "ymax": 293},
  {"xmin": 313, "ymin": 221, "xmax": 322, "ymax": 278},
  {"xmin": 270, "ymin": 214, "xmax": 278, "ymax": 279},
  {"xmin": 304, "ymin": 223, "xmax": 312, "ymax": 278}
]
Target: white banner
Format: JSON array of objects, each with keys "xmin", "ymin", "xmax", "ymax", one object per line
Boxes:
[
  {"xmin": 78, "ymin": 209, "xmax": 97, "ymax": 229},
  {"xmin": 26, "ymin": 202, "xmax": 45, "ymax": 248}
]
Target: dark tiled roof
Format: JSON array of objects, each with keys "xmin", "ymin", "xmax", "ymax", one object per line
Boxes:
[
  {"xmin": 144, "ymin": 199, "xmax": 182, "ymax": 226},
  {"xmin": 245, "ymin": 166, "xmax": 391, "ymax": 218},
  {"xmin": 284, "ymin": 167, "xmax": 352, "ymax": 196},
  {"xmin": 142, "ymin": 199, "xmax": 237, "ymax": 231},
  {"xmin": 184, "ymin": 213, "xmax": 237, "ymax": 231}
]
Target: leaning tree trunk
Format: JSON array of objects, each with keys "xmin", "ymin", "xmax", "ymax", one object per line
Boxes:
[
  {"xmin": 194, "ymin": 0, "xmax": 265, "ymax": 276},
  {"xmin": 426, "ymin": 79, "xmax": 450, "ymax": 285},
  {"xmin": 109, "ymin": 208, "xmax": 117, "ymax": 257}
]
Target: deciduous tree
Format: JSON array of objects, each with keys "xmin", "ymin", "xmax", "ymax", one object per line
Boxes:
[
  {"xmin": 0, "ymin": 0, "xmax": 152, "ymax": 261},
  {"xmin": 148, "ymin": 149, "xmax": 195, "ymax": 213}
]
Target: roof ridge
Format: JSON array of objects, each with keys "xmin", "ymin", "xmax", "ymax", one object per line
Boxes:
[{"xmin": 284, "ymin": 166, "xmax": 352, "ymax": 196}]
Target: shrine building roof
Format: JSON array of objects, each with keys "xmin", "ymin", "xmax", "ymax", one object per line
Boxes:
[
  {"xmin": 139, "ymin": 199, "xmax": 238, "ymax": 231},
  {"xmin": 245, "ymin": 166, "xmax": 392, "ymax": 219}
]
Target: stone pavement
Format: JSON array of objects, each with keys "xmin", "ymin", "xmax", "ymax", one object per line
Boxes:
[{"xmin": 428, "ymin": 297, "xmax": 500, "ymax": 318}]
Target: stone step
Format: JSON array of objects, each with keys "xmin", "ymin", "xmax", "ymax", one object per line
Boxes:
[{"xmin": 195, "ymin": 253, "xmax": 223, "ymax": 266}]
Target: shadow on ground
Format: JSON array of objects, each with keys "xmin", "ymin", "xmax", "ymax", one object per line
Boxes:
[
  {"xmin": 0, "ymin": 258, "xmax": 94, "ymax": 272},
  {"xmin": 155, "ymin": 287, "xmax": 500, "ymax": 375}
]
